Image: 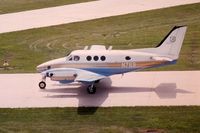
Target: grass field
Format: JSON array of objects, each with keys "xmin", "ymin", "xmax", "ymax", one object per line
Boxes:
[
  {"xmin": 0, "ymin": 3, "xmax": 200, "ymax": 73},
  {"xmin": 0, "ymin": 107, "xmax": 199, "ymax": 133},
  {"xmin": 0, "ymin": 0, "xmax": 94, "ymax": 14}
]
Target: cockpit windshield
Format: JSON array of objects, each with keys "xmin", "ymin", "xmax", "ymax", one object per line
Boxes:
[
  {"xmin": 66, "ymin": 54, "xmax": 80, "ymax": 61},
  {"xmin": 66, "ymin": 52, "xmax": 71, "ymax": 57},
  {"xmin": 66, "ymin": 55, "xmax": 72, "ymax": 61}
]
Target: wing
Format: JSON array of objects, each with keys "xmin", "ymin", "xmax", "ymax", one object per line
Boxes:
[{"xmin": 75, "ymin": 70, "xmax": 106, "ymax": 83}]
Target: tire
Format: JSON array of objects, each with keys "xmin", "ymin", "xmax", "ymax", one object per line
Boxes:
[
  {"xmin": 39, "ymin": 81, "xmax": 46, "ymax": 89},
  {"xmin": 95, "ymin": 80, "xmax": 100, "ymax": 83},
  {"xmin": 87, "ymin": 85, "xmax": 96, "ymax": 94}
]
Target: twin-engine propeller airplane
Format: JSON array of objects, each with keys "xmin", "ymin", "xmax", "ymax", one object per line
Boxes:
[{"xmin": 37, "ymin": 26, "xmax": 187, "ymax": 94}]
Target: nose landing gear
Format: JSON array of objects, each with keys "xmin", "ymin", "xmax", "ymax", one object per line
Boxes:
[
  {"xmin": 39, "ymin": 81, "xmax": 46, "ymax": 89},
  {"xmin": 39, "ymin": 76, "xmax": 46, "ymax": 89}
]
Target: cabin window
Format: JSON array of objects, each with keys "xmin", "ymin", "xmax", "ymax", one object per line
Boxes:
[
  {"xmin": 94, "ymin": 56, "xmax": 99, "ymax": 61},
  {"xmin": 86, "ymin": 56, "xmax": 92, "ymax": 61},
  {"xmin": 125, "ymin": 56, "xmax": 131, "ymax": 60},
  {"xmin": 47, "ymin": 66, "xmax": 51, "ymax": 69},
  {"xmin": 74, "ymin": 56, "xmax": 80, "ymax": 61},
  {"xmin": 101, "ymin": 56, "xmax": 106, "ymax": 61}
]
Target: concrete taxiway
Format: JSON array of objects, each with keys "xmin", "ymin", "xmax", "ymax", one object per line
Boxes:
[
  {"xmin": 0, "ymin": 0, "xmax": 200, "ymax": 34},
  {"xmin": 0, "ymin": 71, "xmax": 199, "ymax": 108}
]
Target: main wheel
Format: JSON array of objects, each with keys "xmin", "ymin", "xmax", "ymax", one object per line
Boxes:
[
  {"xmin": 87, "ymin": 85, "xmax": 96, "ymax": 94},
  {"xmin": 95, "ymin": 80, "xmax": 100, "ymax": 83},
  {"xmin": 39, "ymin": 81, "xmax": 46, "ymax": 89}
]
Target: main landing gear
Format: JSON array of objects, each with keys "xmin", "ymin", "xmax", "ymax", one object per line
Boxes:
[{"xmin": 87, "ymin": 84, "xmax": 96, "ymax": 94}]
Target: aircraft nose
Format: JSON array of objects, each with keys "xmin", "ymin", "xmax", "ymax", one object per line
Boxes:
[
  {"xmin": 36, "ymin": 62, "xmax": 51, "ymax": 72},
  {"xmin": 36, "ymin": 57, "xmax": 65, "ymax": 72},
  {"xmin": 36, "ymin": 64, "xmax": 46, "ymax": 72}
]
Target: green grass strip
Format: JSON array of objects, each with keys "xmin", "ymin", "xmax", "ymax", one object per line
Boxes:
[{"xmin": 0, "ymin": 106, "xmax": 199, "ymax": 133}]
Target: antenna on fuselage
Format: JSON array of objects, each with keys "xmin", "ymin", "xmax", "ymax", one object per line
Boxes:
[
  {"xmin": 84, "ymin": 46, "xmax": 89, "ymax": 50},
  {"xmin": 108, "ymin": 46, "xmax": 112, "ymax": 50}
]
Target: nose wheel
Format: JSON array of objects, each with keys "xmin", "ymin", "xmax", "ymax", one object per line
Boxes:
[
  {"xmin": 39, "ymin": 81, "xmax": 46, "ymax": 89},
  {"xmin": 87, "ymin": 84, "xmax": 96, "ymax": 94}
]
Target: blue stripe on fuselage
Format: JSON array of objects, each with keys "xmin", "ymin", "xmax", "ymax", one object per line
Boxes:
[
  {"xmin": 82, "ymin": 60, "xmax": 177, "ymax": 76},
  {"xmin": 82, "ymin": 67, "xmax": 137, "ymax": 76},
  {"xmin": 145, "ymin": 59, "xmax": 177, "ymax": 69},
  {"xmin": 56, "ymin": 60, "xmax": 177, "ymax": 84}
]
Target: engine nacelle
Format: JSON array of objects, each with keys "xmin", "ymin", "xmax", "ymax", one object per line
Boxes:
[
  {"xmin": 44, "ymin": 69, "xmax": 77, "ymax": 81},
  {"xmin": 46, "ymin": 72, "xmax": 54, "ymax": 77}
]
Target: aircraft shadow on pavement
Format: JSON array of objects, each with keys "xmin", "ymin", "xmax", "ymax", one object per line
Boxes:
[
  {"xmin": 42, "ymin": 78, "xmax": 192, "ymax": 114},
  {"xmin": 110, "ymin": 82, "xmax": 192, "ymax": 99}
]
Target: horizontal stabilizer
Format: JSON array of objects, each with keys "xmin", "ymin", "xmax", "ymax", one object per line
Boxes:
[{"xmin": 151, "ymin": 56, "xmax": 173, "ymax": 61}]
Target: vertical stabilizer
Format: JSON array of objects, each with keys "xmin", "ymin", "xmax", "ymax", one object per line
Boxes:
[{"xmin": 155, "ymin": 26, "xmax": 187, "ymax": 59}]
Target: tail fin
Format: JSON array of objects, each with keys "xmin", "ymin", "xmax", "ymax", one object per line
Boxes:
[{"xmin": 155, "ymin": 26, "xmax": 187, "ymax": 59}]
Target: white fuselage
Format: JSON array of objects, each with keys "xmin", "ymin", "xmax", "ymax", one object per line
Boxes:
[{"xmin": 37, "ymin": 48, "xmax": 174, "ymax": 82}]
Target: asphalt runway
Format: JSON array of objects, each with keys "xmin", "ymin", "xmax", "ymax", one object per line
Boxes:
[
  {"xmin": 0, "ymin": 0, "xmax": 200, "ymax": 34},
  {"xmin": 0, "ymin": 71, "xmax": 199, "ymax": 108}
]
